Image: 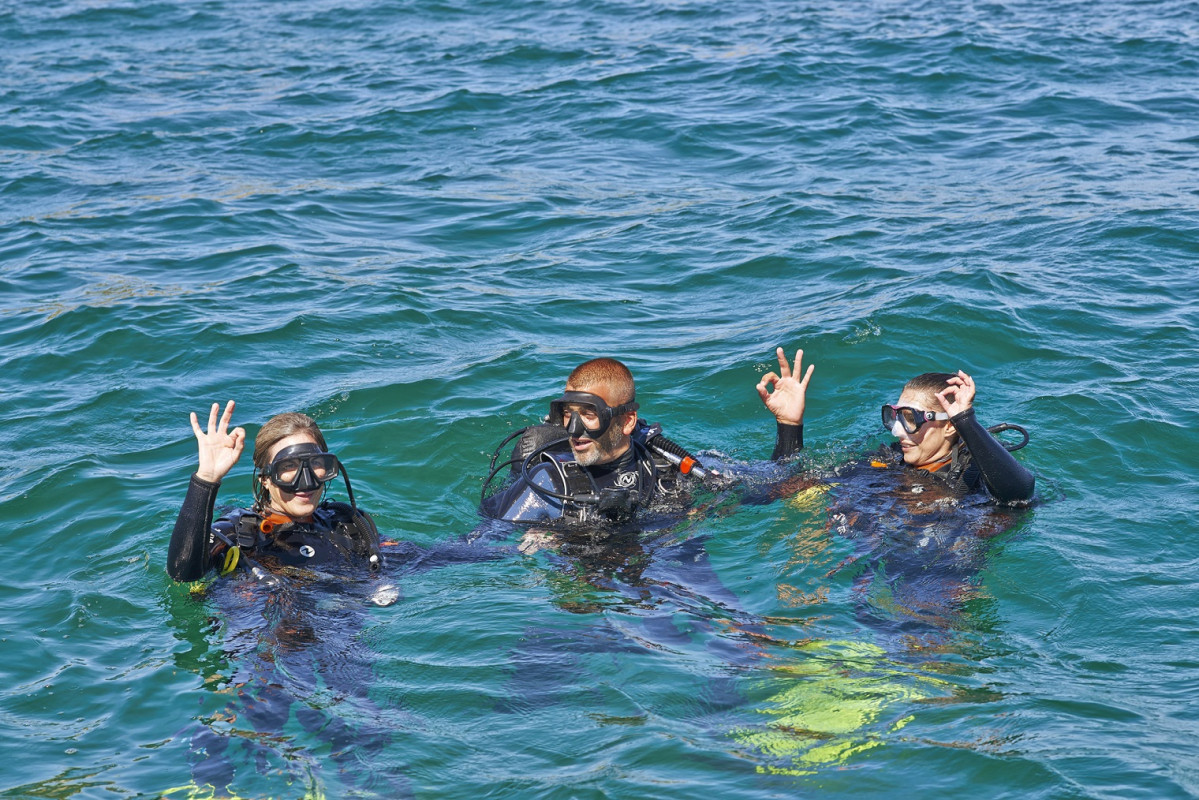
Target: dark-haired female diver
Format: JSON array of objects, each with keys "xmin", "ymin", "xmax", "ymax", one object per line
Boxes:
[
  {"xmin": 755, "ymin": 345, "xmax": 1036, "ymax": 648},
  {"xmin": 733, "ymin": 349, "xmax": 1037, "ymax": 775},
  {"xmin": 756, "ymin": 347, "xmax": 1035, "ymax": 503}
]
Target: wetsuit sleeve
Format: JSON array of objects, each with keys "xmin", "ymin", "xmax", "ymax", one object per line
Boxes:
[
  {"xmin": 167, "ymin": 474, "xmax": 220, "ymax": 582},
  {"xmin": 771, "ymin": 422, "xmax": 804, "ymax": 461},
  {"xmin": 951, "ymin": 408, "xmax": 1035, "ymax": 503}
]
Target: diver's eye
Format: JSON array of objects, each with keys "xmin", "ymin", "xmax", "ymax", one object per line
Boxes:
[
  {"xmin": 273, "ymin": 458, "xmax": 302, "ymax": 483},
  {"xmin": 309, "ymin": 455, "xmax": 338, "ymax": 481},
  {"xmin": 567, "ymin": 406, "xmax": 600, "ymax": 427}
]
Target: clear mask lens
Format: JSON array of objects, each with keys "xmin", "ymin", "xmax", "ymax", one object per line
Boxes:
[
  {"xmin": 882, "ymin": 405, "xmax": 921, "ymax": 435},
  {"xmin": 882, "ymin": 404, "xmax": 947, "ymax": 436},
  {"xmin": 273, "ymin": 454, "xmax": 337, "ymax": 484},
  {"xmin": 563, "ymin": 404, "xmax": 604, "ymax": 438}
]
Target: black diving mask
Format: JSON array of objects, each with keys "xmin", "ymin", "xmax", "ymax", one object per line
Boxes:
[
  {"xmin": 265, "ymin": 442, "xmax": 341, "ymax": 493},
  {"xmin": 548, "ymin": 391, "xmax": 639, "ymax": 440}
]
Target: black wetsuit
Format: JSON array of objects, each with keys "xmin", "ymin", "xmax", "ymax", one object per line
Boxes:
[
  {"xmin": 481, "ymin": 441, "xmax": 664, "ymax": 524},
  {"xmin": 166, "ymin": 473, "xmax": 414, "ymax": 796},
  {"xmin": 481, "ymin": 421, "xmax": 804, "ymax": 525},
  {"xmin": 807, "ymin": 408, "xmax": 1034, "ymax": 651},
  {"xmin": 167, "ymin": 474, "xmax": 381, "ymax": 582}
]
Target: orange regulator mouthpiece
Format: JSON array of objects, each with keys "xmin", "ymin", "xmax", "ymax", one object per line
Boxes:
[{"xmin": 258, "ymin": 512, "xmax": 292, "ymax": 534}]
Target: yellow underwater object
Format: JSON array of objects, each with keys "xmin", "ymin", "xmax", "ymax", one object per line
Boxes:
[
  {"xmin": 160, "ymin": 782, "xmax": 252, "ymax": 800},
  {"xmin": 785, "ymin": 482, "xmax": 832, "ymax": 513},
  {"xmin": 160, "ymin": 773, "xmax": 327, "ymax": 800},
  {"xmin": 731, "ymin": 638, "xmax": 950, "ymax": 776}
]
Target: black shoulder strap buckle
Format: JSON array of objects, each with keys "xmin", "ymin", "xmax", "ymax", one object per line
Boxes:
[
  {"xmin": 559, "ymin": 459, "xmax": 600, "ymax": 504},
  {"xmin": 231, "ymin": 512, "xmax": 268, "ymax": 549}
]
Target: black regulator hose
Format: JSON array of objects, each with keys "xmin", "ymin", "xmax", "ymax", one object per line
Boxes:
[
  {"xmin": 987, "ymin": 423, "xmax": 1030, "ymax": 452},
  {"xmin": 636, "ymin": 421, "xmax": 720, "ymax": 484}
]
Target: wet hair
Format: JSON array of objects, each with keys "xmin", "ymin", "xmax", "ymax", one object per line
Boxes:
[
  {"xmin": 252, "ymin": 412, "xmax": 328, "ymax": 471},
  {"xmin": 565, "ymin": 357, "xmax": 636, "ymax": 406},
  {"xmin": 903, "ymin": 372, "xmax": 959, "ymax": 408}
]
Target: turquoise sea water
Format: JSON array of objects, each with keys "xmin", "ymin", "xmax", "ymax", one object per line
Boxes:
[{"xmin": 3, "ymin": 0, "xmax": 1199, "ymax": 797}]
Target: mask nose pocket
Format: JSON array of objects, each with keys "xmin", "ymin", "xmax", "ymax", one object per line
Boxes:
[{"xmin": 566, "ymin": 413, "xmax": 596, "ymax": 439}]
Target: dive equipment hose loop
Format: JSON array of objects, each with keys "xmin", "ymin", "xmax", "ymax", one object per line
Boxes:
[{"xmin": 986, "ymin": 422, "xmax": 1030, "ymax": 452}]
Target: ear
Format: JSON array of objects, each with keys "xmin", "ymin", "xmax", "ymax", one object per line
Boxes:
[
  {"xmin": 943, "ymin": 419, "xmax": 957, "ymax": 439},
  {"xmin": 252, "ymin": 473, "xmax": 269, "ymax": 505},
  {"xmin": 620, "ymin": 411, "xmax": 639, "ymax": 436}
]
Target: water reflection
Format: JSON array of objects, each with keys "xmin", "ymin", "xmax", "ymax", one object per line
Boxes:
[
  {"xmin": 164, "ymin": 566, "xmax": 410, "ymax": 799},
  {"xmin": 164, "ymin": 538, "xmax": 502, "ymax": 798},
  {"xmin": 732, "ymin": 452, "xmax": 1031, "ymax": 775}
]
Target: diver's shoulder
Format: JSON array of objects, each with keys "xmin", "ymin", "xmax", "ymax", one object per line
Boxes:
[{"xmin": 317, "ymin": 501, "xmax": 376, "ymax": 526}]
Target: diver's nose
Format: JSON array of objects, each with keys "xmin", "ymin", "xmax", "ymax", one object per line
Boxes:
[{"xmin": 565, "ymin": 413, "xmax": 588, "ymax": 439}]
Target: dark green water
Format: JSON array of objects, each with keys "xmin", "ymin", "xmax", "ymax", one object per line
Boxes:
[{"xmin": 2, "ymin": 0, "xmax": 1198, "ymax": 797}]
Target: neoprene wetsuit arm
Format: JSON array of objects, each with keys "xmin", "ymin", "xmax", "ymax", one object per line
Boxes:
[
  {"xmin": 167, "ymin": 474, "xmax": 220, "ymax": 582},
  {"xmin": 771, "ymin": 422, "xmax": 804, "ymax": 461},
  {"xmin": 951, "ymin": 407, "xmax": 1035, "ymax": 503}
]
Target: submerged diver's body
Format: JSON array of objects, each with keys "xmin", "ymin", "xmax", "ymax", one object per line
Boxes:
[
  {"xmin": 166, "ymin": 402, "xmax": 413, "ymax": 797},
  {"xmin": 481, "ymin": 355, "xmax": 813, "ymax": 528},
  {"xmin": 756, "ymin": 348, "xmax": 1036, "ymax": 650},
  {"xmin": 478, "ymin": 359, "xmax": 815, "ymax": 748},
  {"xmin": 729, "ymin": 354, "xmax": 1037, "ymax": 775}
]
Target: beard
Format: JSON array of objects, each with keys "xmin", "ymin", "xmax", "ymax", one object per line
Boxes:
[{"xmin": 570, "ymin": 420, "xmax": 626, "ymax": 466}]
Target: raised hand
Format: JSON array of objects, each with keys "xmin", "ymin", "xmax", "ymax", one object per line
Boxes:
[
  {"xmin": 190, "ymin": 400, "xmax": 247, "ymax": 483},
  {"xmin": 756, "ymin": 347, "xmax": 815, "ymax": 426},
  {"xmin": 936, "ymin": 370, "xmax": 976, "ymax": 417}
]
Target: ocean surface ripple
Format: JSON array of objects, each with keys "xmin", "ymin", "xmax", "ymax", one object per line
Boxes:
[{"xmin": 1, "ymin": 0, "xmax": 1197, "ymax": 797}]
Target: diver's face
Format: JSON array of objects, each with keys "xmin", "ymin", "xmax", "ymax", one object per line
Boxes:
[
  {"xmin": 261, "ymin": 433, "xmax": 324, "ymax": 520},
  {"xmin": 562, "ymin": 382, "xmax": 635, "ymax": 466},
  {"xmin": 891, "ymin": 390, "xmax": 956, "ymax": 468}
]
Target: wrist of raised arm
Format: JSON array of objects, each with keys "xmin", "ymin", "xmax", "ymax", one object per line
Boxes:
[
  {"xmin": 949, "ymin": 407, "xmax": 977, "ymax": 426},
  {"xmin": 772, "ymin": 422, "xmax": 804, "ymax": 461}
]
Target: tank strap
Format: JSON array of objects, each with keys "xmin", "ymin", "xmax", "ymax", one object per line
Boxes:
[
  {"xmin": 545, "ymin": 450, "xmax": 654, "ymax": 522},
  {"xmin": 228, "ymin": 509, "xmax": 272, "ymax": 549}
]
